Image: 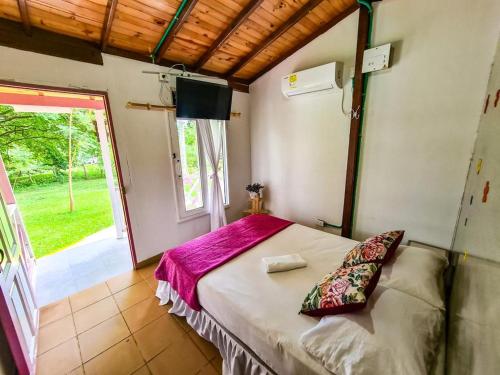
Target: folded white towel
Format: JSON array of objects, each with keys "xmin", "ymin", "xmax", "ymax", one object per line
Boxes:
[{"xmin": 262, "ymin": 254, "xmax": 307, "ymax": 273}]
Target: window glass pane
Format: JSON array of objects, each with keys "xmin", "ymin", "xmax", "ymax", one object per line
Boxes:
[
  {"xmin": 207, "ymin": 120, "xmax": 228, "ymax": 205},
  {"xmin": 177, "ymin": 120, "xmax": 203, "ymax": 211}
]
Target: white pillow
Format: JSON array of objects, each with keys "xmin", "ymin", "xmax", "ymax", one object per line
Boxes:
[
  {"xmin": 378, "ymin": 245, "xmax": 448, "ymax": 309},
  {"xmin": 300, "ymin": 287, "xmax": 444, "ymax": 375}
]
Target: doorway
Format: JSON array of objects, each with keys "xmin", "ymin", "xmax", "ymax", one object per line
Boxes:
[{"xmin": 0, "ymin": 82, "xmax": 137, "ymax": 306}]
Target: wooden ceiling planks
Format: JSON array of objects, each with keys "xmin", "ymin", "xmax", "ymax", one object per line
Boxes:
[
  {"xmin": 248, "ymin": 1, "xmax": 358, "ymax": 81},
  {"xmin": 161, "ymin": 0, "xmax": 248, "ymax": 67},
  {"xmin": 155, "ymin": 0, "xmax": 199, "ymax": 61},
  {"xmin": 0, "ymin": 0, "xmax": 360, "ymax": 84},
  {"xmin": 202, "ymin": 0, "xmax": 321, "ymax": 76},
  {"xmin": 225, "ymin": 0, "xmax": 333, "ymax": 78},
  {"xmin": 108, "ymin": 0, "xmax": 180, "ymax": 55},
  {"xmin": 232, "ymin": 0, "xmax": 357, "ymax": 79},
  {"xmin": 0, "ymin": 0, "xmax": 22, "ymax": 22},
  {"xmin": 26, "ymin": 0, "xmax": 105, "ymax": 42},
  {"xmin": 193, "ymin": 0, "xmax": 263, "ymax": 71}
]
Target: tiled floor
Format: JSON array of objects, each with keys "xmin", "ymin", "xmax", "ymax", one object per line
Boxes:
[
  {"xmin": 36, "ymin": 226, "xmax": 133, "ymax": 306},
  {"xmin": 37, "ymin": 263, "xmax": 222, "ymax": 375}
]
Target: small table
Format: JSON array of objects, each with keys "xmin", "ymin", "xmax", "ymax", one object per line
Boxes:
[{"xmin": 242, "ymin": 209, "xmax": 270, "ymax": 216}]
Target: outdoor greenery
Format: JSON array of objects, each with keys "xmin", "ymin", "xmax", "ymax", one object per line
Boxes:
[
  {"xmin": 177, "ymin": 120, "xmax": 204, "ymax": 210},
  {"xmin": 16, "ymin": 178, "xmax": 113, "ymax": 258},
  {"xmin": 0, "ymin": 104, "xmax": 115, "ymax": 258},
  {"xmin": 182, "ymin": 120, "xmax": 200, "ymax": 174},
  {"xmin": 0, "ymin": 105, "xmax": 102, "ymax": 186},
  {"xmin": 176, "ymin": 119, "xmax": 228, "ymax": 211}
]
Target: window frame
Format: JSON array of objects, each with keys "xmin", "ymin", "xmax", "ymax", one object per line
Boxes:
[
  {"xmin": 218, "ymin": 121, "xmax": 230, "ymax": 207},
  {"xmin": 168, "ymin": 114, "xmax": 230, "ymax": 222}
]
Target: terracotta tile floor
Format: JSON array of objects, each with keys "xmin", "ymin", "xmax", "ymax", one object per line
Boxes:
[{"xmin": 37, "ymin": 263, "xmax": 222, "ymax": 375}]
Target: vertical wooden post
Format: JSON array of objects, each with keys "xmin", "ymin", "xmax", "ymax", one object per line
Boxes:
[
  {"xmin": 68, "ymin": 110, "xmax": 74, "ymax": 212},
  {"xmin": 341, "ymin": 6, "xmax": 370, "ymax": 238}
]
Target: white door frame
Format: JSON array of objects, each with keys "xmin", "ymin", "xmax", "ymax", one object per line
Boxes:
[{"xmin": 95, "ymin": 110, "xmax": 125, "ymax": 239}]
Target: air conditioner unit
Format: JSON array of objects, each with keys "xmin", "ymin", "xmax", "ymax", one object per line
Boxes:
[{"xmin": 281, "ymin": 62, "xmax": 343, "ymax": 98}]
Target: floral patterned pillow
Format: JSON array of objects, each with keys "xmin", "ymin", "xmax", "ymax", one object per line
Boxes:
[
  {"xmin": 300, "ymin": 263, "xmax": 381, "ymax": 317},
  {"xmin": 343, "ymin": 230, "xmax": 404, "ymax": 268}
]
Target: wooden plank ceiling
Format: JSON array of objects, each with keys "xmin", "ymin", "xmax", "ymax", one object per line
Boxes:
[{"xmin": 0, "ymin": 0, "xmax": 359, "ymax": 84}]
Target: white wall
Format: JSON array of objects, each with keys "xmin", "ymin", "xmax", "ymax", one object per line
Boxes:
[
  {"xmin": 0, "ymin": 47, "xmax": 251, "ymax": 262},
  {"xmin": 249, "ymin": 0, "xmax": 500, "ymax": 248}
]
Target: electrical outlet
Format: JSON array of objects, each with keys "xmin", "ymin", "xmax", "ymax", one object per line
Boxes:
[
  {"xmin": 159, "ymin": 73, "xmax": 169, "ymax": 82},
  {"xmin": 315, "ymin": 218, "xmax": 326, "ymax": 227},
  {"xmin": 362, "ymin": 43, "xmax": 392, "ymax": 73}
]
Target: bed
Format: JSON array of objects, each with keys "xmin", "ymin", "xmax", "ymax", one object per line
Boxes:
[{"xmin": 156, "ymin": 221, "xmax": 448, "ymax": 375}]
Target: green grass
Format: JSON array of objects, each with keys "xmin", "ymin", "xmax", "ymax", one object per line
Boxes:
[{"xmin": 14, "ymin": 178, "xmax": 113, "ymax": 258}]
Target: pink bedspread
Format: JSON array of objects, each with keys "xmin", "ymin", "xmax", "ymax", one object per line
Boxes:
[{"xmin": 154, "ymin": 214, "xmax": 294, "ymax": 310}]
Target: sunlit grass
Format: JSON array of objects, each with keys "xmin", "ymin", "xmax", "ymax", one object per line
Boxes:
[{"xmin": 14, "ymin": 178, "xmax": 113, "ymax": 258}]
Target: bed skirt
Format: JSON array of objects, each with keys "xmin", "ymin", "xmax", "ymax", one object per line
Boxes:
[{"xmin": 156, "ymin": 281, "xmax": 276, "ymax": 375}]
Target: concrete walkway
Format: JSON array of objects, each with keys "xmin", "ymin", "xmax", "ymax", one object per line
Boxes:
[{"xmin": 36, "ymin": 226, "xmax": 133, "ymax": 306}]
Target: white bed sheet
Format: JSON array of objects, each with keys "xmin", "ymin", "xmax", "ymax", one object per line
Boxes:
[
  {"xmin": 197, "ymin": 224, "xmax": 357, "ymax": 375},
  {"xmin": 192, "ymin": 224, "xmax": 445, "ymax": 375}
]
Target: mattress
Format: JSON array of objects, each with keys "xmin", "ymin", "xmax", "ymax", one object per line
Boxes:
[
  {"xmin": 197, "ymin": 224, "xmax": 357, "ymax": 375},
  {"xmin": 161, "ymin": 223, "xmax": 446, "ymax": 375}
]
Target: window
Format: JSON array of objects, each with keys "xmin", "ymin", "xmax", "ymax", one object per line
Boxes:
[{"xmin": 170, "ymin": 119, "xmax": 229, "ymax": 220}]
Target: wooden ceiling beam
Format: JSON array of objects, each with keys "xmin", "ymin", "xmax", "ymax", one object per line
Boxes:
[
  {"xmin": 16, "ymin": 0, "xmax": 31, "ymax": 35},
  {"xmin": 225, "ymin": 0, "xmax": 326, "ymax": 77},
  {"xmin": 101, "ymin": 0, "xmax": 118, "ymax": 51},
  {"xmin": 248, "ymin": 4, "xmax": 358, "ymax": 83},
  {"xmin": 156, "ymin": 0, "xmax": 199, "ymax": 62},
  {"xmin": 0, "ymin": 18, "xmax": 102, "ymax": 64},
  {"xmin": 0, "ymin": 19, "xmax": 249, "ymax": 92},
  {"xmin": 193, "ymin": 0, "xmax": 265, "ymax": 72}
]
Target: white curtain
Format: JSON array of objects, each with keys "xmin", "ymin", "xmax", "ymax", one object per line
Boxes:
[{"xmin": 197, "ymin": 119, "xmax": 227, "ymax": 231}]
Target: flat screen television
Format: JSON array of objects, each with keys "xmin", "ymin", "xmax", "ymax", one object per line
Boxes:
[{"xmin": 176, "ymin": 77, "xmax": 233, "ymax": 120}]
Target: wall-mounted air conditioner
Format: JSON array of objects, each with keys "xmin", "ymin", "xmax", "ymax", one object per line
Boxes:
[{"xmin": 281, "ymin": 62, "xmax": 343, "ymax": 98}]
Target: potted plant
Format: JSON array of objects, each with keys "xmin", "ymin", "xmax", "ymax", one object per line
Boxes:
[{"xmin": 246, "ymin": 183, "xmax": 264, "ymax": 199}]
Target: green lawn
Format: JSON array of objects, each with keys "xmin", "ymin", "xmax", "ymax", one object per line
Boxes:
[{"xmin": 14, "ymin": 178, "xmax": 113, "ymax": 258}]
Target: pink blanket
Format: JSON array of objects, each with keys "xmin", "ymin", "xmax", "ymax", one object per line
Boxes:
[{"xmin": 154, "ymin": 214, "xmax": 293, "ymax": 310}]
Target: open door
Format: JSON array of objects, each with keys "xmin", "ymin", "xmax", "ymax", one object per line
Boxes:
[{"xmin": 0, "ymin": 156, "xmax": 38, "ymax": 375}]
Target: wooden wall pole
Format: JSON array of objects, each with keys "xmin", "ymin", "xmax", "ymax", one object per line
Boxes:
[{"xmin": 341, "ymin": 6, "xmax": 370, "ymax": 238}]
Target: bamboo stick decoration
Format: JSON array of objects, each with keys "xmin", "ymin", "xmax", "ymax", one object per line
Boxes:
[{"xmin": 125, "ymin": 102, "xmax": 241, "ymax": 118}]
